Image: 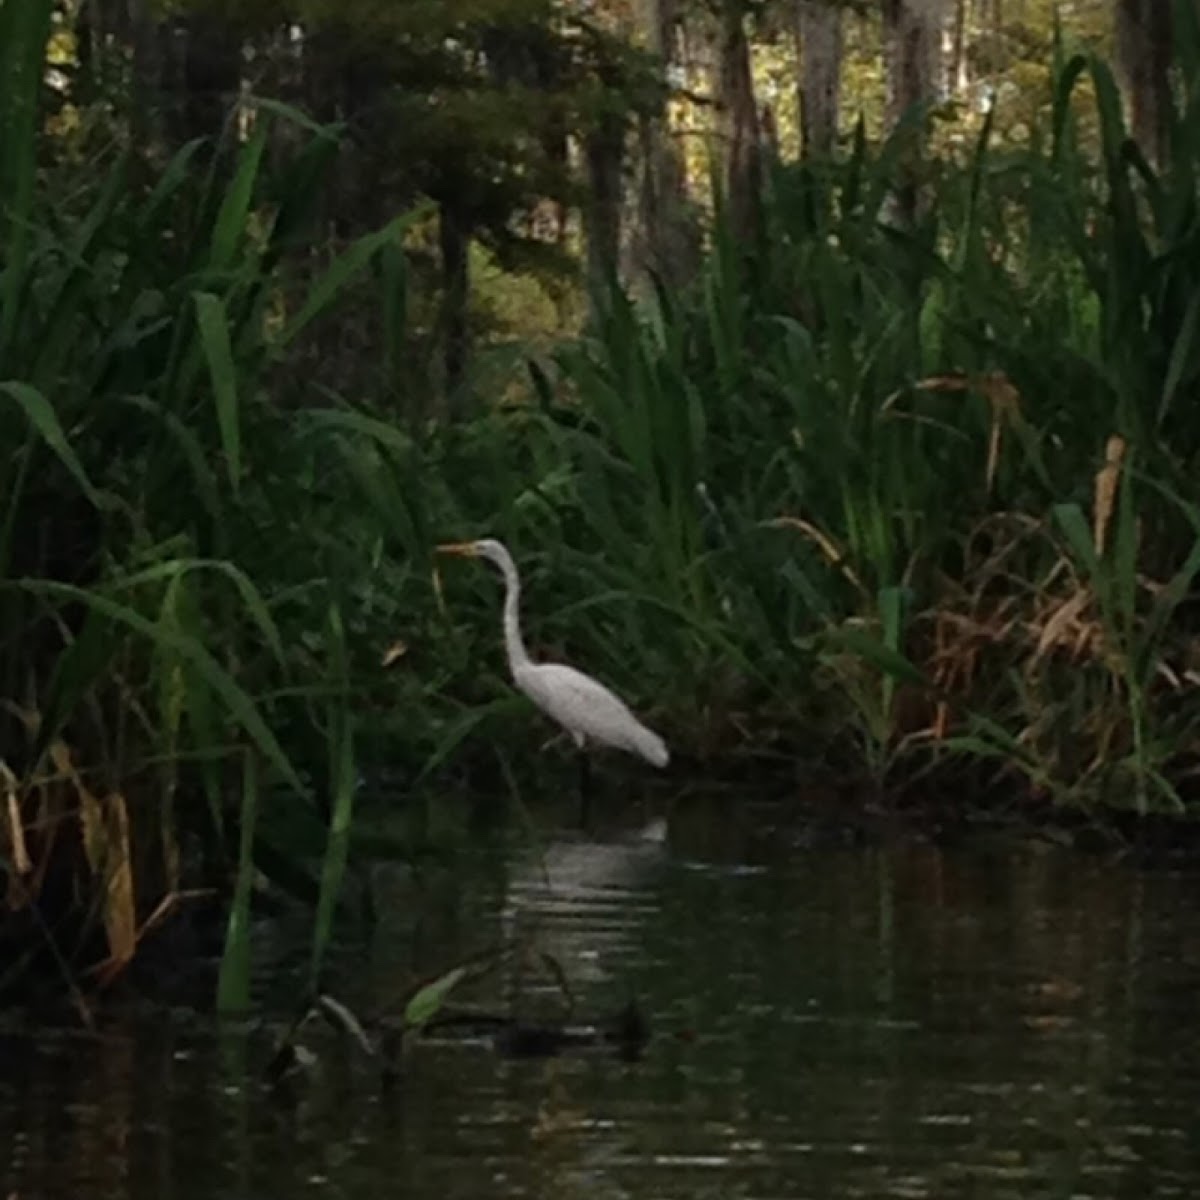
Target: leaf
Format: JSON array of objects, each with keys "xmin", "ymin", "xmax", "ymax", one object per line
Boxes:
[
  {"xmin": 31, "ymin": 151, "xmax": 131, "ymax": 384},
  {"xmin": 1035, "ymin": 589, "xmax": 1091, "ymax": 662},
  {"xmin": 274, "ymin": 207, "xmax": 431, "ymax": 350},
  {"xmin": 381, "ymin": 641, "xmax": 408, "ymax": 667},
  {"xmin": 404, "ymin": 965, "xmax": 469, "ymax": 1032},
  {"xmin": 380, "ymin": 238, "xmax": 409, "ymax": 385},
  {"xmin": 309, "ymin": 604, "xmax": 358, "ymax": 991},
  {"xmin": 217, "ymin": 749, "xmax": 259, "ymax": 1014},
  {"xmin": 0, "ymin": 382, "xmax": 103, "ymax": 506},
  {"xmin": 2, "ymin": 761, "xmax": 30, "ymax": 878},
  {"xmin": 1159, "ymin": 288, "xmax": 1200, "ymax": 426},
  {"xmin": 1053, "ymin": 502, "xmax": 1102, "ymax": 579},
  {"xmin": 140, "ymin": 137, "xmax": 208, "ymax": 229},
  {"xmin": 117, "ymin": 394, "xmax": 223, "ymax": 520},
  {"xmin": 827, "ymin": 626, "xmax": 927, "ymax": 689},
  {"xmin": 249, "ymin": 94, "xmax": 346, "ymax": 140},
  {"xmin": 1092, "ymin": 435, "xmax": 1126, "ymax": 556},
  {"xmin": 105, "ymin": 557, "xmax": 286, "ymax": 665},
  {"xmin": 308, "ymin": 715, "xmax": 355, "ymax": 991},
  {"xmin": 209, "ymin": 123, "xmax": 267, "ymax": 272},
  {"xmin": 876, "ymin": 585, "xmax": 908, "ymax": 716},
  {"xmin": 878, "ymin": 586, "xmax": 905, "ymax": 652},
  {"xmin": 95, "ymin": 790, "xmax": 138, "ymax": 982},
  {"xmin": 1142, "ymin": 533, "xmax": 1200, "ymax": 662},
  {"xmin": 316, "ymin": 994, "xmax": 375, "ymax": 1057},
  {"xmin": 412, "ymin": 697, "xmax": 527, "ymax": 786},
  {"xmin": 11, "ymin": 579, "xmax": 308, "ymax": 800},
  {"xmin": 193, "ymin": 292, "xmax": 241, "ymax": 495},
  {"xmin": 24, "ymin": 603, "xmax": 117, "ymax": 775},
  {"xmin": 1112, "ymin": 441, "xmax": 1139, "ymax": 630},
  {"xmin": 0, "ymin": 0, "xmax": 54, "ymax": 357},
  {"xmin": 46, "ymin": 741, "xmax": 136, "ymax": 977},
  {"xmin": 298, "ymin": 407, "xmax": 415, "ymax": 458}
]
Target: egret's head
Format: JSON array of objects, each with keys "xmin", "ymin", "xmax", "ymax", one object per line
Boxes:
[{"xmin": 435, "ymin": 538, "xmax": 512, "ymax": 571}]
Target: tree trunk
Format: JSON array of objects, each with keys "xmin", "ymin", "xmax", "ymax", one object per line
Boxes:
[
  {"xmin": 74, "ymin": 0, "xmax": 100, "ymax": 97},
  {"xmin": 716, "ymin": 0, "xmax": 762, "ymax": 242},
  {"xmin": 795, "ymin": 0, "xmax": 843, "ymax": 158},
  {"xmin": 1114, "ymin": 0, "xmax": 1173, "ymax": 169},
  {"xmin": 883, "ymin": 0, "xmax": 942, "ymax": 127},
  {"xmin": 74, "ymin": 0, "xmax": 138, "ymax": 99},
  {"xmin": 630, "ymin": 0, "xmax": 696, "ymax": 290},
  {"xmin": 584, "ymin": 113, "xmax": 626, "ymax": 305},
  {"xmin": 172, "ymin": 13, "xmax": 242, "ymax": 150},
  {"xmin": 881, "ymin": 0, "xmax": 943, "ymax": 227},
  {"xmin": 946, "ymin": 0, "xmax": 968, "ymax": 96},
  {"xmin": 438, "ymin": 201, "xmax": 470, "ymax": 413},
  {"xmin": 126, "ymin": 0, "xmax": 168, "ymax": 148}
]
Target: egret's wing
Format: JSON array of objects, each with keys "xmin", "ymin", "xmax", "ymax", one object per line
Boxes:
[
  {"xmin": 516, "ymin": 662, "xmax": 668, "ymax": 766},
  {"xmin": 519, "ymin": 662, "xmax": 635, "ymax": 725}
]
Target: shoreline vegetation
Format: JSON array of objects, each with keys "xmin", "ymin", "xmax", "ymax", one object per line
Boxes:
[{"xmin": 3, "ymin": 0, "xmax": 1200, "ymax": 1008}]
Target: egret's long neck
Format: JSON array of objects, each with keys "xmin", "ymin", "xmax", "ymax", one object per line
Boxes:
[{"xmin": 496, "ymin": 553, "xmax": 531, "ymax": 674}]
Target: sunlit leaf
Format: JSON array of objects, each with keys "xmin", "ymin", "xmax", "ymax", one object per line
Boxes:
[{"xmin": 404, "ymin": 965, "xmax": 469, "ymax": 1032}]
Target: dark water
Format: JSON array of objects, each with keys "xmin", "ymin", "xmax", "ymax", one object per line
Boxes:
[{"xmin": 4, "ymin": 800, "xmax": 1200, "ymax": 1199}]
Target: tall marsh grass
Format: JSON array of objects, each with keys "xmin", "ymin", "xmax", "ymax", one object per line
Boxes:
[
  {"xmin": 6, "ymin": 0, "xmax": 1200, "ymax": 1008},
  {"xmin": 0, "ymin": 0, "xmax": 441, "ymax": 1008},
  {"xmin": 452, "ymin": 8, "xmax": 1200, "ymax": 815}
]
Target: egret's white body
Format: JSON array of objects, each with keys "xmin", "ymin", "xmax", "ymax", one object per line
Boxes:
[{"xmin": 437, "ymin": 538, "xmax": 669, "ymax": 769}]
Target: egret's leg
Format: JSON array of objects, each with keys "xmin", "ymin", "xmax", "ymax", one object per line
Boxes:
[
  {"xmin": 578, "ymin": 756, "xmax": 594, "ymax": 828},
  {"xmin": 572, "ymin": 733, "xmax": 592, "ymax": 829}
]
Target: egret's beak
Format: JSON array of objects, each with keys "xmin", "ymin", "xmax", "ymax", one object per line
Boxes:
[{"xmin": 435, "ymin": 541, "xmax": 479, "ymax": 557}]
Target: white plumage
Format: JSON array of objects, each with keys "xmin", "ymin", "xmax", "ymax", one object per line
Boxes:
[{"xmin": 436, "ymin": 538, "xmax": 669, "ymax": 769}]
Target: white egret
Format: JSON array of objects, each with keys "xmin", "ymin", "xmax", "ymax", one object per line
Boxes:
[{"xmin": 436, "ymin": 539, "xmax": 670, "ymax": 774}]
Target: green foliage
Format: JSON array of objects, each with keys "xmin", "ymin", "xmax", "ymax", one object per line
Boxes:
[
  {"xmin": 0, "ymin": 11, "xmax": 440, "ymax": 1000},
  {"xmin": 7, "ymin": 0, "xmax": 1200, "ymax": 1011},
  {"xmin": 216, "ymin": 748, "xmax": 259, "ymax": 1013},
  {"xmin": 403, "ymin": 964, "xmax": 470, "ymax": 1034},
  {"xmin": 422, "ymin": 20, "xmax": 1200, "ymax": 813}
]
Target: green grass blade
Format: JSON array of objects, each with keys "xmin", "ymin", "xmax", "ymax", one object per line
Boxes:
[
  {"xmin": 217, "ymin": 748, "xmax": 259, "ymax": 1014},
  {"xmin": 141, "ymin": 137, "xmax": 208, "ymax": 229},
  {"xmin": 26, "ymin": 149, "xmax": 131, "ymax": 386},
  {"xmin": 1158, "ymin": 289, "xmax": 1200, "ymax": 426},
  {"xmin": 24, "ymin": 605, "xmax": 117, "ymax": 779},
  {"xmin": 274, "ymin": 208, "xmax": 430, "ymax": 351},
  {"xmin": 104, "ymin": 557, "xmax": 286, "ymax": 664},
  {"xmin": 827, "ymin": 625, "xmax": 927, "ymax": 689},
  {"xmin": 117, "ymin": 394, "xmax": 222, "ymax": 520},
  {"xmin": 1143, "ymin": 534, "xmax": 1200, "ymax": 662},
  {"xmin": 877, "ymin": 584, "xmax": 907, "ymax": 719},
  {"xmin": 1052, "ymin": 502, "xmax": 1101, "ymax": 578},
  {"xmin": 381, "ymin": 239, "xmax": 409, "ymax": 389},
  {"xmin": 309, "ymin": 605, "xmax": 356, "ymax": 990},
  {"xmin": 0, "ymin": 0, "xmax": 53, "ymax": 363},
  {"xmin": 1112, "ymin": 453, "xmax": 1139, "ymax": 635},
  {"xmin": 193, "ymin": 292, "xmax": 241, "ymax": 495},
  {"xmin": 10, "ymin": 579, "xmax": 308, "ymax": 799},
  {"xmin": 413, "ymin": 697, "xmax": 528, "ymax": 786},
  {"xmin": 1050, "ymin": 53, "xmax": 1090, "ymax": 163},
  {"xmin": 404, "ymin": 964, "xmax": 470, "ymax": 1032},
  {"xmin": 247, "ymin": 94, "xmax": 345, "ymax": 140},
  {"xmin": 307, "ymin": 604, "xmax": 352, "ymax": 988},
  {"xmin": 308, "ymin": 713, "xmax": 355, "ymax": 990},
  {"xmin": 0, "ymin": 381, "xmax": 103, "ymax": 505},
  {"xmin": 209, "ymin": 122, "xmax": 267, "ymax": 272},
  {"xmin": 298, "ymin": 407, "xmax": 416, "ymax": 456}
]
